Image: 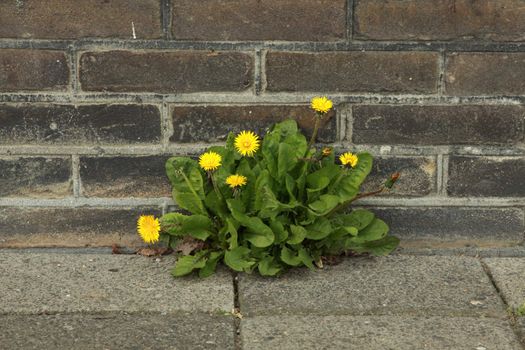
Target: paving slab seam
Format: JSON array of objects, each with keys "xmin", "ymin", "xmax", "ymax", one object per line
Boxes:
[
  {"xmin": 395, "ymin": 246, "xmax": 525, "ymax": 258},
  {"xmin": 480, "ymin": 259, "xmax": 525, "ymax": 349},
  {"xmin": 3, "ymin": 246, "xmax": 525, "ymax": 257},
  {"xmin": 0, "ymin": 310, "xmax": 232, "ymax": 317},
  {"xmin": 232, "ymin": 272, "xmax": 243, "ymax": 350}
]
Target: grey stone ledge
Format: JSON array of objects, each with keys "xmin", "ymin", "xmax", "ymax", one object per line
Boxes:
[
  {"xmin": 0, "ymin": 252, "xmax": 234, "ymax": 314},
  {"xmin": 241, "ymin": 315, "xmax": 522, "ymax": 350},
  {"xmin": 238, "ymin": 255, "xmax": 506, "ymax": 317}
]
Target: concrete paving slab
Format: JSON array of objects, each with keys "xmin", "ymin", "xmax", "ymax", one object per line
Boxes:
[
  {"xmin": 484, "ymin": 258, "xmax": 525, "ymax": 310},
  {"xmin": 0, "ymin": 252, "xmax": 233, "ymax": 314},
  {"xmin": 241, "ymin": 315, "xmax": 522, "ymax": 350},
  {"xmin": 517, "ymin": 318, "xmax": 525, "ymax": 345},
  {"xmin": 239, "ymin": 256, "xmax": 505, "ymax": 317},
  {"xmin": 0, "ymin": 313, "xmax": 235, "ymax": 350}
]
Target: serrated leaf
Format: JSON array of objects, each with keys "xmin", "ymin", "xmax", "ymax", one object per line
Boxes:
[
  {"xmin": 258, "ymin": 256, "xmax": 282, "ymax": 276},
  {"xmin": 351, "ymin": 218, "xmax": 389, "ymax": 243},
  {"xmin": 333, "ymin": 153, "xmax": 373, "ymax": 203},
  {"xmin": 269, "ymin": 219, "xmax": 289, "ymax": 244},
  {"xmin": 199, "ymin": 251, "xmax": 223, "ymax": 278},
  {"xmin": 244, "ymin": 218, "xmax": 275, "ymax": 248},
  {"xmin": 305, "ymin": 217, "xmax": 333, "ymax": 240},
  {"xmin": 166, "ymin": 157, "xmax": 206, "ymax": 215},
  {"xmin": 308, "ymin": 194, "xmax": 340, "ymax": 216},
  {"xmin": 181, "ymin": 215, "xmax": 214, "ymax": 241},
  {"xmin": 171, "ymin": 253, "xmax": 207, "ymax": 277},
  {"xmin": 281, "ymin": 246, "xmax": 302, "ymax": 267},
  {"xmin": 224, "ymin": 247, "xmax": 255, "ymax": 272},
  {"xmin": 298, "ymin": 248, "xmax": 315, "ymax": 270},
  {"xmin": 227, "ymin": 199, "xmax": 275, "ymax": 248},
  {"xmin": 348, "ymin": 236, "xmax": 400, "ymax": 256},
  {"xmin": 333, "ymin": 209, "xmax": 375, "ymax": 231},
  {"xmin": 288, "ymin": 224, "xmax": 307, "ymax": 244},
  {"xmin": 225, "ymin": 218, "xmax": 239, "ymax": 249},
  {"xmin": 159, "ymin": 212, "xmax": 189, "ymax": 236},
  {"xmin": 204, "ymin": 191, "xmax": 227, "ymax": 217}
]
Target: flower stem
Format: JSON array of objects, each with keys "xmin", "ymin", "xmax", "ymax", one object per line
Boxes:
[
  {"xmin": 209, "ymin": 172, "xmax": 223, "ymax": 200},
  {"xmin": 308, "ymin": 115, "xmax": 321, "ymax": 148}
]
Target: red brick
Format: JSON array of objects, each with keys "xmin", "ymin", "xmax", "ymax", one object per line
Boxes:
[
  {"xmin": 355, "ymin": 0, "xmax": 525, "ymax": 41},
  {"xmin": 170, "ymin": 105, "xmax": 337, "ymax": 143},
  {"xmin": 446, "ymin": 53, "xmax": 525, "ymax": 96},
  {"xmin": 80, "ymin": 156, "xmax": 170, "ymax": 198},
  {"xmin": 353, "ymin": 105, "xmax": 525, "ymax": 145},
  {"xmin": 0, "ymin": 104, "xmax": 161, "ymax": 145},
  {"xmin": 0, "ymin": 0, "xmax": 161, "ymax": 39},
  {"xmin": 0, "ymin": 49, "xmax": 68, "ymax": 91},
  {"xmin": 0, "ymin": 207, "xmax": 161, "ymax": 248},
  {"xmin": 80, "ymin": 51, "xmax": 254, "ymax": 93},
  {"xmin": 172, "ymin": 0, "xmax": 346, "ymax": 41},
  {"xmin": 266, "ymin": 52, "xmax": 439, "ymax": 93},
  {"xmin": 363, "ymin": 156, "xmax": 437, "ymax": 197},
  {"xmin": 0, "ymin": 157, "xmax": 72, "ymax": 198},
  {"xmin": 448, "ymin": 156, "xmax": 525, "ymax": 197}
]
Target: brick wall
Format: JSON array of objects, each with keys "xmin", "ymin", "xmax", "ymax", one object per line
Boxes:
[{"xmin": 0, "ymin": 0, "xmax": 524, "ymax": 248}]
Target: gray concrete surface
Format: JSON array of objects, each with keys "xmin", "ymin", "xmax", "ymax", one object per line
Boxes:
[
  {"xmin": 241, "ymin": 315, "xmax": 522, "ymax": 350},
  {"xmin": 0, "ymin": 313, "xmax": 235, "ymax": 350},
  {"xmin": 239, "ymin": 255, "xmax": 506, "ymax": 317},
  {"xmin": 0, "ymin": 252, "xmax": 233, "ymax": 314},
  {"xmin": 484, "ymin": 258, "xmax": 525, "ymax": 310},
  {"xmin": 1, "ymin": 251, "xmax": 524, "ymax": 349},
  {"xmin": 517, "ymin": 318, "xmax": 525, "ymax": 345}
]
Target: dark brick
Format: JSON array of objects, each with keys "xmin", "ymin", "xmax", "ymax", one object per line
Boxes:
[
  {"xmin": 0, "ymin": 207, "xmax": 161, "ymax": 247},
  {"xmin": 0, "ymin": 49, "xmax": 68, "ymax": 91},
  {"xmin": 446, "ymin": 53, "xmax": 525, "ymax": 96},
  {"xmin": 448, "ymin": 156, "xmax": 525, "ymax": 197},
  {"xmin": 0, "ymin": 157, "xmax": 71, "ymax": 198},
  {"xmin": 266, "ymin": 52, "xmax": 439, "ymax": 93},
  {"xmin": 372, "ymin": 207, "xmax": 524, "ymax": 246},
  {"xmin": 0, "ymin": 0, "xmax": 161, "ymax": 39},
  {"xmin": 170, "ymin": 105, "xmax": 337, "ymax": 143},
  {"xmin": 80, "ymin": 156, "xmax": 170, "ymax": 198},
  {"xmin": 352, "ymin": 105, "xmax": 525, "ymax": 146},
  {"xmin": 172, "ymin": 0, "xmax": 345, "ymax": 41},
  {"xmin": 354, "ymin": 0, "xmax": 525, "ymax": 41},
  {"xmin": 0, "ymin": 104, "xmax": 161, "ymax": 145},
  {"xmin": 363, "ymin": 156, "xmax": 436, "ymax": 197},
  {"xmin": 80, "ymin": 51, "xmax": 254, "ymax": 93}
]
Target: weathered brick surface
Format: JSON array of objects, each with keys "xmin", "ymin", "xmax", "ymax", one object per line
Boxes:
[
  {"xmin": 446, "ymin": 53, "xmax": 525, "ymax": 96},
  {"xmin": 354, "ymin": 0, "xmax": 525, "ymax": 41},
  {"xmin": 448, "ymin": 156, "xmax": 525, "ymax": 197},
  {"xmin": 266, "ymin": 52, "xmax": 439, "ymax": 93},
  {"xmin": 80, "ymin": 51, "xmax": 254, "ymax": 93},
  {"xmin": 372, "ymin": 207, "xmax": 524, "ymax": 246},
  {"xmin": 352, "ymin": 105, "xmax": 525, "ymax": 145},
  {"xmin": 0, "ymin": 207, "xmax": 161, "ymax": 247},
  {"xmin": 170, "ymin": 105, "xmax": 337, "ymax": 143},
  {"xmin": 0, "ymin": 1, "xmax": 161, "ymax": 39},
  {"xmin": 80, "ymin": 156, "xmax": 170, "ymax": 198},
  {"xmin": 363, "ymin": 156, "xmax": 436, "ymax": 197},
  {"xmin": 0, "ymin": 157, "xmax": 71, "ymax": 198},
  {"xmin": 0, "ymin": 50, "xmax": 68, "ymax": 91},
  {"xmin": 172, "ymin": 0, "xmax": 345, "ymax": 41},
  {"xmin": 0, "ymin": 104, "xmax": 161, "ymax": 145}
]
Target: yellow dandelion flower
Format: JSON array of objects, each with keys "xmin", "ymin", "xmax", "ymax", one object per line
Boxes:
[
  {"xmin": 234, "ymin": 131, "xmax": 260, "ymax": 157},
  {"xmin": 226, "ymin": 174, "xmax": 247, "ymax": 189},
  {"xmin": 311, "ymin": 96, "xmax": 333, "ymax": 114},
  {"xmin": 339, "ymin": 152, "xmax": 359, "ymax": 168},
  {"xmin": 199, "ymin": 151, "xmax": 222, "ymax": 171},
  {"xmin": 137, "ymin": 215, "xmax": 160, "ymax": 244}
]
